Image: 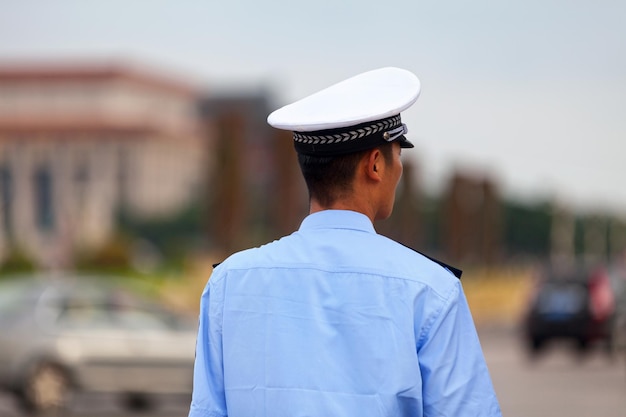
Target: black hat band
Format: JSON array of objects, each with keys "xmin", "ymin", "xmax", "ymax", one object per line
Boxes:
[{"xmin": 292, "ymin": 115, "xmax": 412, "ymax": 156}]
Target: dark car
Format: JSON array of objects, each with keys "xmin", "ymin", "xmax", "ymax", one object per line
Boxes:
[
  {"xmin": 0, "ymin": 274, "xmax": 197, "ymax": 414},
  {"xmin": 523, "ymin": 263, "xmax": 615, "ymax": 355}
]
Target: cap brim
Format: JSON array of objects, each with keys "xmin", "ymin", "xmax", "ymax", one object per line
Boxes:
[{"xmin": 398, "ymin": 136, "xmax": 414, "ymax": 148}]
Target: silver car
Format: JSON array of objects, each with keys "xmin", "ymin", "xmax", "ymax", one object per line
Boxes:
[{"xmin": 0, "ymin": 274, "xmax": 197, "ymax": 414}]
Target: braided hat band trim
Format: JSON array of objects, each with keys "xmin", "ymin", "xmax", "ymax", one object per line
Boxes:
[{"xmin": 292, "ymin": 115, "xmax": 402, "ymax": 145}]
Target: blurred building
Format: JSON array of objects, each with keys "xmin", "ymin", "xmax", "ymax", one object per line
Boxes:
[
  {"xmin": 0, "ymin": 63, "xmax": 207, "ymax": 268},
  {"xmin": 199, "ymin": 93, "xmax": 306, "ymax": 255},
  {"xmin": 442, "ymin": 170, "xmax": 502, "ymax": 265}
]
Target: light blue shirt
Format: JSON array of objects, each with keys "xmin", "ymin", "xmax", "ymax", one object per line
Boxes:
[{"xmin": 189, "ymin": 210, "xmax": 501, "ymax": 417}]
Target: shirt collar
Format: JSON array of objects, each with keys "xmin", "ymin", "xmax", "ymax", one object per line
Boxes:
[{"xmin": 299, "ymin": 210, "xmax": 376, "ymax": 234}]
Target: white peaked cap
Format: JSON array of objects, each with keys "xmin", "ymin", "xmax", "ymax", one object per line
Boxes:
[{"xmin": 267, "ymin": 67, "xmax": 421, "ymax": 156}]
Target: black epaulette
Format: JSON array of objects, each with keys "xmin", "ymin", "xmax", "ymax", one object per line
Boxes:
[
  {"xmin": 401, "ymin": 244, "xmax": 462, "ymax": 279},
  {"xmin": 212, "ymin": 262, "xmax": 221, "ymax": 269}
]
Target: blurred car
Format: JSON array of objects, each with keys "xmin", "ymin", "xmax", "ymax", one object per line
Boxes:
[
  {"xmin": 607, "ymin": 260, "xmax": 626, "ymax": 356},
  {"xmin": 523, "ymin": 263, "xmax": 615, "ymax": 355},
  {"xmin": 0, "ymin": 274, "xmax": 198, "ymax": 414}
]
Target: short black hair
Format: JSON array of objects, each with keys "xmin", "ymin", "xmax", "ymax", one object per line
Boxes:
[{"xmin": 297, "ymin": 143, "xmax": 394, "ymax": 207}]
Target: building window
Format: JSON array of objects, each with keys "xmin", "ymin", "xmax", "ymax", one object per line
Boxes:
[
  {"xmin": 34, "ymin": 165, "xmax": 54, "ymax": 232},
  {"xmin": 0, "ymin": 165, "xmax": 12, "ymax": 237}
]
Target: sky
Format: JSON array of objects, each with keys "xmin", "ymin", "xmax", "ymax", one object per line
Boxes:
[{"xmin": 1, "ymin": 0, "xmax": 625, "ymax": 215}]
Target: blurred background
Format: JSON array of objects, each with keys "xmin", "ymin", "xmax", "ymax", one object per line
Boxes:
[{"xmin": 0, "ymin": 1, "xmax": 625, "ymax": 416}]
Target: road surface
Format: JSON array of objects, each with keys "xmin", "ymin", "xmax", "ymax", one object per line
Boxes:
[{"xmin": 485, "ymin": 327, "xmax": 626, "ymax": 417}]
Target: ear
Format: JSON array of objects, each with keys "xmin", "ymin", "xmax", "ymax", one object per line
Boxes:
[{"xmin": 364, "ymin": 148, "xmax": 384, "ymax": 182}]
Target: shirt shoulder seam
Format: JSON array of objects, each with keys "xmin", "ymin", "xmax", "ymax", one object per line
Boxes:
[
  {"xmin": 416, "ymin": 280, "xmax": 461, "ymax": 349},
  {"xmin": 219, "ymin": 264, "xmax": 454, "ymax": 299}
]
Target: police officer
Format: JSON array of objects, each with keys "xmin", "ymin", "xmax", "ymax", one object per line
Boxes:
[{"xmin": 189, "ymin": 67, "xmax": 502, "ymax": 417}]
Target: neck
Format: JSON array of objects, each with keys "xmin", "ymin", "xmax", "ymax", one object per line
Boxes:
[{"xmin": 309, "ymin": 193, "xmax": 377, "ymax": 223}]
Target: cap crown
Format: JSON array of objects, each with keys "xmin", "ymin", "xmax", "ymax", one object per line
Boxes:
[{"xmin": 267, "ymin": 67, "xmax": 421, "ymax": 132}]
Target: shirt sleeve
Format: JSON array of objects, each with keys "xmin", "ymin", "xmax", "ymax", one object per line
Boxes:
[
  {"xmin": 189, "ymin": 271, "xmax": 228, "ymax": 417},
  {"xmin": 417, "ymin": 280, "xmax": 502, "ymax": 417}
]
